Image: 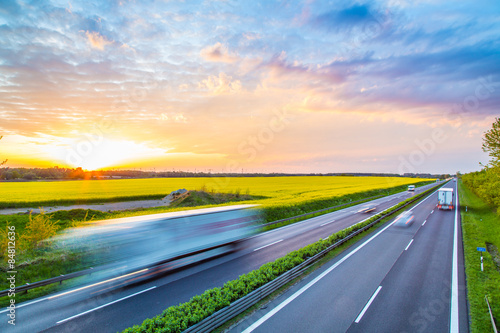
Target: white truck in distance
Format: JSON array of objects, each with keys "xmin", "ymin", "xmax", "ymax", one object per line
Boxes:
[{"xmin": 437, "ymin": 188, "xmax": 454, "ymax": 210}]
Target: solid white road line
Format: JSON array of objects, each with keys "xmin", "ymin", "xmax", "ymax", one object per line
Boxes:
[
  {"xmin": 253, "ymin": 239, "xmax": 283, "ymax": 252},
  {"xmin": 320, "ymin": 220, "xmax": 336, "ymax": 226},
  {"xmin": 56, "ymin": 286, "xmax": 157, "ymax": 325},
  {"xmin": 450, "ymin": 183, "xmax": 459, "ymax": 332},
  {"xmin": 405, "ymin": 239, "xmax": 414, "ymax": 251},
  {"xmin": 355, "ymin": 286, "xmax": 382, "ymax": 323}
]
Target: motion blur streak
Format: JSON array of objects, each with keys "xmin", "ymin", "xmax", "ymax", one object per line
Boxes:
[{"xmin": 53, "ymin": 205, "xmax": 261, "ymax": 291}]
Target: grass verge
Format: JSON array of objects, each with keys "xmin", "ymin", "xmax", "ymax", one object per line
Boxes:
[{"xmin": 458, "ymin": 180, "xmax": 500, "ymax": 333}]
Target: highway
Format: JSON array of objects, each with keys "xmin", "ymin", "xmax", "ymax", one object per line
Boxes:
[
  {"xmin": 229, "ymin": 181, "xmax": 468, "ymax": 333},
  {"xmin": 0, "ymin": 182, "xmax": 442, "ymax": 333}
]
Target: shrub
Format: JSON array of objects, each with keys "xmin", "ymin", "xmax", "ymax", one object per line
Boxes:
[{"xmin": 20, "ymin": 210, "xmax": 58, "ymax": 251}]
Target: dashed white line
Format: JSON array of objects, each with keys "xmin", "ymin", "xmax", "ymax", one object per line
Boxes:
[
  {"xmin": 56, "ymin": 286, "xmax": 157, "ymax": 325},
  {"xmin": 422, "ymin": 220, "xmax": 427, "ymax": 226},
  {"xmin": 253, "ymin": 239, "xmax": 283, "ymax": 252},
  {"xmin": 355, "ymin": 286, "xmax": 382, "ymax": 323},
  {"xmin": 431, "ymin": 210, "xmax": 434, "ymax": 214},
  {"xmin": 320, "ymin": 220, "xmax": 336, "ymax": 226},
  {"xmin": 405, "ymin": 239, "xmax": 414, "ymax": 251}
]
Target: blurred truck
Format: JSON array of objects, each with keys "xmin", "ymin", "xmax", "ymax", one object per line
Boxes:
[
  {"xmin": 437, "ymin": 188, "xmax": 454, "ymax": 210},
  {"xmin": 55, "ymin": 204, "xmax": 260, "ymax": 288}
]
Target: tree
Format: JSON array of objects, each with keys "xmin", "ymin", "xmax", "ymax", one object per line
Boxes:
[
  {"xmin": 482, "ymin": 117, "xmax": 500, "ymax": 167},
  {"xmin": 0, "ymin": 136, "xmax": 6, "ymax": 166}
]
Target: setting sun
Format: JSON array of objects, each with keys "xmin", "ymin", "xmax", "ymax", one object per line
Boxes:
[{"xmin": 52, "ymin": 137, "xmax": 168, "ymax": 170}]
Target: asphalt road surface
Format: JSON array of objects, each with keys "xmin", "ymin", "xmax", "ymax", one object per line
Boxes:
[{"xmin": 0, "ymin": 182, "xmax": 445, "ymax": 333}]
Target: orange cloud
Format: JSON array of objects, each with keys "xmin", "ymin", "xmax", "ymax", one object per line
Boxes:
[{"xmin": 85, "ymin": 31, "xmax": 113, "ymax": 50}]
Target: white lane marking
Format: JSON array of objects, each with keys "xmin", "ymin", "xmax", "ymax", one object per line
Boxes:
[
  {"xmin": 422, "ymin": 220, "xmax": 427, "ymax": 226},
  {"xmin": 405, "ymin": 239, "xmax": 414, "ymax": 251},
  {"xmin": 253, "ymin": 239, "xmax": 283, "ymax": 252},
  {"xmin": 431, "ymin": 210, "xmax": 434, "ymax": 214},
  {"xmin": 56, "ymin": 286, "xmax": 156, "ymax": 325},
  {"xmin": 0, "ymin": 297, "xmax": 48, "ymax": 313},
  {"xmin": 450, "ymin": 183, "xmax": 459, "ymax": 332},
  {"xmin": 242, "ymin": 186, "xmax": 440, "ymax": 333},
  {"xmin": 320, "ymin": 220, "xmax": 336, "ymax": 226},
  {"xmin": 355, "ymin": 286, "xmax": 382, "ymax": 323}
]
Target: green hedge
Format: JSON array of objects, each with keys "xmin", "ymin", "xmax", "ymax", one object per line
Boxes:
[{"xmin": 122, "ymin": 185, "xmax": 438, "ymax": 333}]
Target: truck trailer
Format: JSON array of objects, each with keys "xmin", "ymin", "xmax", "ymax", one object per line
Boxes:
[{"xmin": 437, "ymin": 188, "xmax": 454, "ymax": 210}]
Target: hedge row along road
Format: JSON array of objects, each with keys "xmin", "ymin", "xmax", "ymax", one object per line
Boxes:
[{"xmin": 0, "ymin": 182, "xmax": 441, "ymax": 333}]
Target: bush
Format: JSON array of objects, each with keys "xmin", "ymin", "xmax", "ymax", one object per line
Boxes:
[{"xmin": 20, "ymin": 211, "xmax": 58, "ymax": 251}]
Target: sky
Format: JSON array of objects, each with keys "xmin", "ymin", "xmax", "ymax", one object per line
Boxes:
[{"xmin": 0, "ymin": 0, "xmax": 499, "ymax": 174}]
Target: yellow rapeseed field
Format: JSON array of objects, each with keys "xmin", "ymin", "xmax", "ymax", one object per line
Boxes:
[{"xmin": 0, "ymin": 176, "xmax": 429, "ymax": 209}]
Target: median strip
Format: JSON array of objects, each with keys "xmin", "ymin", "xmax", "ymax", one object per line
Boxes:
[{"xmin": 242, "ymin": 210, "xmax": 403, "ymax": 332}]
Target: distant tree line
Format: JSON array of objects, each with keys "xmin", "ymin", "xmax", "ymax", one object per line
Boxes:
[
  {"xmin": 462, "ymin": 117, "xmax": 500, "ymax": 212},
  {"xmin": 0, "ymin": 166, "xmax": 445, "ymax": 181}
]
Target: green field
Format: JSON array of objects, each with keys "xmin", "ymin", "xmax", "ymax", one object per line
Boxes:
[{"xmin": 0, "ymin": 176, "xmax": 429, "ymax": 209}]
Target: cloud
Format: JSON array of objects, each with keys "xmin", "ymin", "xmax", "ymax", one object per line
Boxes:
[
  {"xmin": 259, "ymin": 51, "xmax": 350, "ymax": 89},
  {"xmin": 199, "ymin": 73, "xmax": 242, "ymax": 94},
  {"xmin": 201, "ymin": 42, "xmax": 239, "ymax": 63},
  {"xmin": 85, "ymin": 31, "xmax": 113, "ymax": 50}
]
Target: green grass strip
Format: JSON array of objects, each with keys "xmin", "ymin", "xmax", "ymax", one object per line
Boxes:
[{"xmin": 458, "ymin": 180, "xmax": 500, "ymax": 333}]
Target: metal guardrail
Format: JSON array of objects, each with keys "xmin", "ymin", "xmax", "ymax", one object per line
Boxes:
[
  {"xmin": 486, "ymin": 295, "xmax": 498, "ymax": 333},
  {"xmin": 184, "ymin": 185, "xmax": 440, "ymax": 332}
]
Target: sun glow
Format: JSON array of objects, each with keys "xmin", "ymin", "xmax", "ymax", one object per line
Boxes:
[{"xmin": 52, "ymin": 137, "xmax": 168, "ymax": 170}]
